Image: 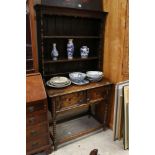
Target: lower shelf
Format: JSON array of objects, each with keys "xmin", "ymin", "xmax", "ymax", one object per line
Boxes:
[{"xmin": 51, "ymin": 115, "xmax": 103, "ymax": 146}]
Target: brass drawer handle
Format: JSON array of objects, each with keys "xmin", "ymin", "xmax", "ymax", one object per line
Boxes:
[
  {"xmin": 30, "ymin": 130, "xmax": 38, "ymax": 136},
  {"xmin": 28, "ymin": 106, "xmax": 34, "ymax": 112},
  {"xmin": 87, "ymin": 98, "xmax": 90, "ymax": 101},
  {"xmin": 80, "ymin": 99, "xmax": 83, "ymax": 103},
  {"xmin": 29, "ymin": 117, "xmax": 35, "ymax": 123},
  {"xmin": 78, "ymin": 99, "xmax": 83, "ymax": 104},
  {"xmin": 31, "ymin": 141, "xmax": 39, "ymax": 147}
]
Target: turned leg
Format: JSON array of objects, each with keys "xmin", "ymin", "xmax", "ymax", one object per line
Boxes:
[
  {"xmin": 103, "ymin": 99, "xmax": 108, "ymax": 130},
  {"xmin": 51, "ymin": 99, "xmax": 57, "ymax": 151},
  {"xmin": 103, "ymin": 88, "xmax": 110, "ymax": 130}
]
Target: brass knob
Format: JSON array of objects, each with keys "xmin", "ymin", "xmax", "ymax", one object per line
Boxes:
[
  {"xmin": 28, "ymin": 106, "xmax": 34, "ymax": 112},
  {"xmin": 30, "ymin": 130, "xmax": 37, "ymax": 136},
  {"xmin": 87, "ymin": 98, "xmax": 90, "ymax": 101},
  {"xmin": 29, "ymin": 117, "xmax": 35, "ymax": 123},
  {"xmin": 31, "ymin": 141, "xmax": 39, "ymax": 147}
]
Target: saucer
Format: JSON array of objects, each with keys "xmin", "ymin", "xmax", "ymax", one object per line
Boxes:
[{"xmin": 71, "ymin": 79, "xmax": 89, "ymax": 85}]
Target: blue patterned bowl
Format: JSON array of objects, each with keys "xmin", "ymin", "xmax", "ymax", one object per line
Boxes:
[{"xmin": 69, "ymin": 72, "xmax": 86, "ymax": 83}]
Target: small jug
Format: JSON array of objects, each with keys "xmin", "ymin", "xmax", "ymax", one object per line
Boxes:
[{"xmin": 80, "ymin": 46, "xmax": 89, "ymax": 59}]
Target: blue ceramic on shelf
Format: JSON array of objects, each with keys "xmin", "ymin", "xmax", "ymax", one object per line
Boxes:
[
  {"xmin": 80, "ymin": 46, "xmax": 89, "ymax": 58},
  {"xmin": 69, "ymin": 72, "xmax": 86, "ymax": 83},
  {"xmin": 51, "ymin": 43, "xmax": 59, "ymax": 60},
  {"xmin": 67, "ymin": 39, "xmax": 74, "ymax": 59}
]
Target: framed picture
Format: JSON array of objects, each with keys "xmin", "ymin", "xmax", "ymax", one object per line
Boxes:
[
  {"xmin": 113, "ymin": 81, "xmax": 129, "ymax": 141},
  {"xmin": 123, "ymin": 85, "xmax": 129, "ymax": 150},
  {"xmin": 42, "ymin": 0, "xmax": 103, "ymax": 11}
]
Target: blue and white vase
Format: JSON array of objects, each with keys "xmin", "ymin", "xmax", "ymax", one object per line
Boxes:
[
  {"xmin": 51, "ymin": 43, "xmax": 59, "ymax": 60},
  {"xmin": 80, "ymin": 46, "xmax": 89, "ymax": 58},
  {"xmin": 67, "ymin": 39, "xmax": 74, "ymax": 59}
]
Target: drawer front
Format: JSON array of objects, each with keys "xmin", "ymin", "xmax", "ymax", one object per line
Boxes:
[
  {"xmin": 26, "ymin": 102, "xmax": 46, "ymax": 114},
  {"xmin": 26, "ymin": 135, "xmax": 49, "ymax": 151},
  {"xmin": 87, "ymin": 86, "xmax": 109, "ymax": 101},
  {"xmin": 55, "ymin": 91, "xmax": 86, "ymax": 111},
  {"xmin": 27, "ymin": 112, "xmax": 47, "ymax": 126},
  {"xmin": 26, "ymin": 122, "xmax": 48, "ymax": 139}
]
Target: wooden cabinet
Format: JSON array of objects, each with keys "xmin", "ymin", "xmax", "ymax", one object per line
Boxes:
[
  {"xmin": 46, "ymin": 79, "xmax": 112, "ymax": 149},
  {"xmin": 34, "ymin": 4, "xmax": 112, "ymax": 150},
  {"xmin": 26, "ymin": 73, "xmax": 52, "ymax": 155}
]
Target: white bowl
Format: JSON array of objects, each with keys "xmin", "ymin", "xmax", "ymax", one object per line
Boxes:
[
  {"xmin": 86, "ymin": 71, "xmax": 103, "ymax": 78},
  {"xmin": 69, "ymin": 72, "xmax": 86, "ymax": 83},
  {"xmin": 49, "ymin": 76, "xmax": 69, "ymax": 85}
]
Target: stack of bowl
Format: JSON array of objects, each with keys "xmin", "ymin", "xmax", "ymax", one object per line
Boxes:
[{"xmin": 86, "ymin": 71, "xmax": 103, "ymax": 82}]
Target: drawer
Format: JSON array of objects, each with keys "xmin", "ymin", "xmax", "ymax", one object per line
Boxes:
[
  {"xmin": 26, "ymin": 134, "xmax": 49, "ymax": 151},
  {"xmin": 55, "ymin": 91, "xmax": 86, "ymax": 111},
  {"xmin": 27, "ymin": 112, "xmax": 47, "ymax": 126},
  {"xmin": 87, "ymin": 86, "xmax": 109, "ymax": 102},
  {"xmin": 26, "ymin": 102, "xmax": 46, "ymax": 114},
  {"xmin": 27, "ymin": 122, "xmax": 48, "ymax": 139}
]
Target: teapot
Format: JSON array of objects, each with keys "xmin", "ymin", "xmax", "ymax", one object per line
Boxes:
[{"xmin": 80, "ymin": 46, "xmax": 89, "ymax": 58}]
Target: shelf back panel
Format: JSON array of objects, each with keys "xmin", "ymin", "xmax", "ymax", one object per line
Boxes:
[{"xmin": 43, "ymin": 15, "xmax": 101, "ymax": 36}]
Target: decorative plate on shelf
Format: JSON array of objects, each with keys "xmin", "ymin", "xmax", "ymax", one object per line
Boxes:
[
  {"xmin": 46, "ymin": 80, "xmax": 71, "ymax": 88},
  {"xmin": 46, "ymin": 76, "xmax": 71, "ymax": 88},
  {"xmin": 49, "ymin": 76, "xmax": 69, "ymax": 84}
]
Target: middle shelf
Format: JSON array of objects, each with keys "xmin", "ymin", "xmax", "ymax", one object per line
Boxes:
[{"xmin": 43, "ymin": 56, "xmax": 98, "ymax": 64}]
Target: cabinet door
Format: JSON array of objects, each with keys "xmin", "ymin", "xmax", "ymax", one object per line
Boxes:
[{"xmin": 87, "ymin": 86, "xmax": 109, "ymax": 102}]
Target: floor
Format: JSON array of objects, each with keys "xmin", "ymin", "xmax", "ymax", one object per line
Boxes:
[{"xmin": 50, "ymin": 129, "xmax": 129, "ymax": 155}]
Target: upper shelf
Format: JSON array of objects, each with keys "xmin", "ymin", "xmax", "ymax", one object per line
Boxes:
[
  {"xmin": 43, "ymin": 36, "xmax": 102, "ymax": 39},
  {"xmin": 34, "ymin": 4, "xmax": 107, "ymax": 19}
]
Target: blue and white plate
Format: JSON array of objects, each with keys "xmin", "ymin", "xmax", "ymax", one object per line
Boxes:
[{"xmin": 71, "ymin": 79, "xmax": 89, "ymax": 85}]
